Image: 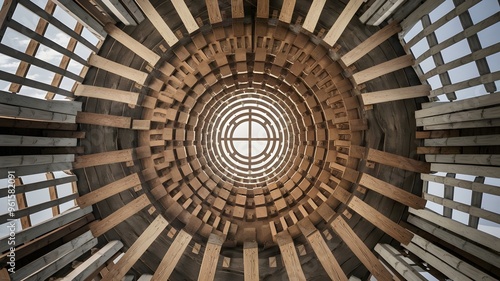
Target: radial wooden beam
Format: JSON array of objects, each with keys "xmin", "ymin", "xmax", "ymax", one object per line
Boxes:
[
  {"xmin": 104, "ymin": 23, "xmax": 161, "ymax": 65},
  {"xmin": 361, "ymin": 85, "xmax": 430, "ymax": 105},
  {"xmin": 90, "ymin": 194, "xmax": 150, "ymax": 237},
  {"xmin": 76, "ymin": 173, "xmax": 141, "ymax": 208},
  {"xmin": 330, "ymin": 216, "xmax": 392, "ymax": 281},
  {"xmin": 206, "ymin": 0, "xmax": 223, "ymax": 24},
  {"xmin": 74, "ymin": 84, "xmax": 140, "ymax": 105},
  {"xmin": 375, "ymin": 244, "xmax": 426, "ymax": 281},
  {"xmin": 198, "ymin": 233, "xmax": 225, "ymax": 281},
  {"xmin": 152, "ymin": 230, "xmax": 192, "ymax": 280},
  {"xmin": 50, "ymin": 0, "xmax": 106, "ymax": 39},
  {"xmin": 100, "ymin": 0, "xmax": 137, "ymax": 25},
  {"xmin": 231, "ymin": 0, "xmax": 244, "ymax": 18},
  {"xmin": 76, "ymin": 112, "xmax": 132, "ymax": 129},
  {"xmin": 256, "ymin": 0, "xmax": 269, "ymax": 18},
  {"xmin": 0, "ymin": 135, "xmax": 76, "ymax": 147},
  {"xmin": 171, "ymin": 0, "xmax": 199, "ymax": 33},
  {"xmin": 73, "ymin": 147, "xmax": 150, "ymax": 169},
  {"xmin": 302, "ymin": 0, "xmax": 326, "ymax": 33},
  {"xmin": 243, "ymin": 241, "xmax": 259, "ymax": 281},
  {"xmin": 323, "ymin": 0, "xmax": 364, "ymax": 47},
  {"xmin": 298, "ymin": 219, "xmax": 347, "ymax": 281},
  {"xmin": 102, "ymin": 215, "xmax": 168, "ymax": 281},
  {"xmin": 276, "ymin": 232, "xmax": 306, "ymax": 281},
  {"xmin": 279, "ymin": 0, "xmax": 296, "ymax": 24},
  {"xmin": 134, "ymin": 0, "xmax": 178, "ymax": 46},
  {"xmin": 88, "ymin": 54, "xmax": 148, "ymax": 85},
  {"xmin": 352, "ymin": 54, "xmax": 414, "ymax": 84}
]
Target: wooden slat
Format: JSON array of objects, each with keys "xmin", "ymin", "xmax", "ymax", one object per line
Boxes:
[
  {"xmin": 100, "ymin": 0, "xmax": 136, "ymax": 25},
  {"xmin": 279, "ymin": 0, "xmax": 296, "ymax": 24},
  {"xmin": 104, "ymin": 23, "xmax": 161, "ymax": 65},
  {"xmin": 341, "ymin": 21, "xmax": 401, "ymax": 66},
  {"xmin": 0, "ymin": 69, "xmax": 74, "ymax": 97},
  {"xmin": 359, "ymin": 173, "xmax": 426, "ymax": 209},
  {"xmin": 74, "ymin": 84, "xmax": 140, "ymax": 105},
  {"xmin": 425, "ymin": 154, "xmax": 500, "ymax": 166},
  {"xmin": 323, "ymin": 0, "xmax": 364, "ymax": 47},
  {"xmin": 424, "ymin": 134, "xmax": 500, "ymax": 147},
  {"xmin": 205, "ymin": 0, "xmax": 222, "ymax": 24},
  {"xmin": 243, "ymin": 241, "xmax": 259, "ymax": 281},
  {"xmin": 171, "ymin": 0, "xmax": 199, "ymax": 33},
  {"xmin": 302, "ymin": 0, "xmax": 326, "ymax": 33},
  {"xmin": 152, "ymin": 230, "xmax": 192, "ymax": 280},
  {"xmin": 76, "ymin": 111, "xmax": 131, "ymax": 128},
  {"xmin": 0, "ymin": 175, "xmax": 76, "ymax": 197},
  {"xmin": 231, "ymin": 0, "xmax": 244, "ymax": 18},
  {"xmin": 0, "ymin": 104, "xmax": 76, "ymax": 123},
  {"xmin": 61, "ymin": 240, "xmax": 124, "ymax": 281},
  {"xmin": 352, "ymin": 54, "xmax": 414, "ymax": 84},
  {"xmin": 0, "ymin": 118, "xmax": 77, "ymax": 130},
  {"xmin": 375, "ymin": 244, "xmax": 426, "ymax": 281},
  {"xmin": 417, "ymin": 106, "xmax": 500, "ymax": 126},
  {"xmin": 330, "ymin": 216, "xmax": 392, "ymax": 281},
  {"xmin": 74, "ymin": 148, "xmax": 136, "ymax": 169},
  {"xmin": 400, "ymin": 0, "xmax": 444, "ymax": 34},
  {"xmin": 361, "ymin": 85, "xmax": 430, "ymax": 105},
  {"xmin": 0, "ymin": 154, "xmax": 74, "ymax": 168},
  {"xmin": 256, "ymin": 0, "xmax": 269, "ymax": 18},
  {"xmin": 198, "ymin": 233, "xmax": 225, "ymax": 281},
  {"xmin": 90, "ymin": 194, "xmax": 150, "ymax": 237},
  {"xmin": 88, "ymin": 54, "xmax": 148, "ymax": 85},
  {"xmin": 0, "ymin": 135, "xmax": 76, "ymax": 147},
  {"xmin": 366, "ymin": 148, "xmax": 430, "ymax": 173},
  {"xmin": 134, "ymin": 0, "xmax": 178, "ymax": 46},
  {"xmin": 102, "ymin": 215, "xmax": 169, "ymax": 281},
  {"xmin": 77, "ymin": 173, "xmax": 141, "ymax": 207},
  {"xmin": 421, "ymin": 173, "xmax": 500, "ymax": 196},
  {"xmin": 51, "ymin": 0, "xmax": 106, "ymax": 39},
  {"xmin": 276, "ymin": 232, "xmax": 306, "ymax": 281}
]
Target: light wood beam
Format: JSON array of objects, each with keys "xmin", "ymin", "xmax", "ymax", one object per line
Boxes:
[
  {"xmin": 366, "ymin": 148, "xmax": 430, "ymax": 173},
  {"xmin": 0, "ymin": 175, "xmax": 76, "ymax": 197},
  {"xmin": 74, "ymin": 84, "xmax": 139, "ymax": 105},
  {"xmin": 152, "ymin": 230, "xmax": 192, "ymax": 280},
  {"xmin": 243, "ymin": 241, "xmax": 259, "ymax": 281},
  {"xmin": 425, "ymin": 135, "xmax": 500, "ymax": 147},
  {"xmin": 134, "ymin": 0, "xmax": 178, "ymax": 46},
  {"xmin": 88, "ymin": 54, "xmax": 148, "ymax": 85},
  {"xmin": 231, "ymin": 0, "xmax": 244, "ymax": 18},
  {"xmin": 102, "ymin": 215, "xmax": 168, "ymax": 281},
  {"xmin": 323, "ymin": 0, "xmax": 364, "ymax": 47},
  {"xmin": 74, "ymin": 147, "xmax": 150, "ymax": 169},
  {"xmin": 50, "ymin": 0, "xmax": 106, "ymax": 39},
  {"xmin": 361, "ymin": 85, "xmax": 430, "ymax": 105},
  {"xmin": 276, "ymin": 232, "xmax": 306, "ymax": 281},
  {"xmin": 279, "ymin": 0, "xmax": 296, "ymax": 24},
  {"xmin": 400, "ymin": 0, "xmax": 444, "ymax": 35},
  {"xmin": 352, "ymin": 55, "xmax": 414, "ymax": 84},
  {"xmin": 76, "ymin": 173, "xmax": 141, "ymax": 208},
  {"xmin": 0, "ymin": 135, "xmax": 76, "ymax": 147},
  {"xmin": 76, "ymin": 111, "xmax": 131, "ymax": 128},
  {"xmin": 0, "ymin": 104, "xmax": 75, "ymax": 123},
  {"xmin": 198, "ymin": 233, "xmax": 225, "ymax": 281},
  {"xmin": 171, "ymin": 0, "xmax": 199, "ymax": 33},
  {"xmin": 375, "ymin": 244, "xmax": 426, "ymax": 281},
  {"xmin": 421, "ymin": 173, "xmax": 500, "ymax": 196},
  {"xmin": 100, "ymin": 0, "xmax": 137, "ymax": 25},
  {"xmin": 302, "ymin": 0, "xmax": 326, "ymax": 33}
]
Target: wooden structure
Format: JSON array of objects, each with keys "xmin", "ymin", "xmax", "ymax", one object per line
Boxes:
[{"xmin": 0, "ymin": 0, "xmax": 498, "ymax": 280}]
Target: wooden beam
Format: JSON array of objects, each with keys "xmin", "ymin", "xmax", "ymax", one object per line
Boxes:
[
  {"xmin": 0, "ymin": 135, "xmax": 76, "ymax": 147},
  {"xmin": 171, "ymin": 0, "xmax": 199, "ymax": 33},
  {"xmin": 0, "ymin": 154, "xmax": 74, "ymax": 168},
  {"xmin": 90, "ymin": 194, "xmax": 150, "ymax": 237},
  {"xmin": 0, "ymin": 69, "xmax": 74, "ymax": 97},
  {"xmin": 243, "ymin": 241, "xmax": 259, "ymax": 281},
  {"xmin": 425, "ymin": 154, "xmax": 500, "ymax": 166},
  {"xmin": 50, "ymin": 0, "xmax": 106, "ymax": 39},
  {"xmin": 0, "ymin": 103, "xmax": 75, "ymax": 123},
  {"xmin": 74, "ymin": 84, "xmax": 140, "ymax": 105},
  {"xmin": 331, "ymin": 216, "xmax": 392, "ymax": 281},
  {"xmin": 76, "ymin": 111, "xmax": 131, "ymax": 128},
  {"xmin": 366, "ymin": 148, "xmax": 430, "ymax": 173},
  {"xmin": 76, "ymin": 173, "xmax": 141, "ymax": 208},
  {"xmin": 102, "ymin": 215, "xmax": 168, "ymax": 281},
  {"xmin": 256, "ymin": 0, "xmax": 269, "ymax": 18},
  {"xmin": 425, "ymin": 134, "xmax": 500, "ymax": 147},
  {"xmin": 361, "ymin": 85, "xmax": 430, "ymax": 105},
  {"xmin": 421, "ymin": 173, "xmax": 500, "ymax": 196},
  {"xmin": 231, "ymin": 0, "xmax": 244, "ymax": 18},
  {"xmin": 375, "ymin": 244, "xmax": 426, "ymax": 281},
  {"xmin": 74, "ymin": 147, "xmax": 150, "ymax": 169},
  {"xmin": 417, "ymin": 106, "xmax": 500, "ymax": 127},
  {"xmin": 279, "ymin": 0, "xmax": 296, "ymax": 24},
  {"xmin": 88, "ymin": 54, "xmax": 148, "ymax": 85},
  {"xmin": 205, "ymin": 0, "xmax": 223, "ymax": 24},
  {"xmin": 359, "ymin": 173, "xmax": 426, "ymax": 209},
  {"xmin": 323, "ymin": 0, "xmax": 364, "ymax": 47},
  {"xmin": 198, "ymin": 233, "xmax": 225, "ymax": 281},
  {"xmin": 302, "ymin": 0, "xmax": 326, "ymax": 33},
  {"xmin": 152, "ymin": 230, "xmax": 192, "ymax": 280},
  {"xmin": 0, "ymin": 175, "xmax": 76, "ymax": 197},
  {"xmin": 400, "ymin": 0, "xmax": 444, "ymax": 35},
  {"xmin": 352, "ymin": 54, "xmax": 414, "ymax": 84},
  {"xmin": 134, "ymin": 0, "xmax": 178, "ymax": 46},
  {"xmin": 275, "ymin": 232, "xmax": 306, "ymax": 281},
  {"xmin": 104, "ymin": 23, "xmax": 161, "ymax": 65},
  {"xmin": 100, "ymin": 0, "xmax": 136, "ymax": 25},
  {"xmin": 61, "ymin": 240, "xmax": 123, "ymax": 281}
]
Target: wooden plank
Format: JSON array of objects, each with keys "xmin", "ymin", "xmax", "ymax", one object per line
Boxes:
[
  {"xmin": 0, "ymin": 104, "xmax": 76, "ymax": 123},
  {"xmin": 375, "ymin": 244, "xmax": 426, "ymax": 281},
  {"xmin": 400, "ymin": 0, "xmax": 444, "ymax": 35},
  {"xmin": 90, "ymin": 194, "xmax": 150, "ymax": 237},
  {"xmin": 134, "ymin": 0, "xmax": 178, "ymax": 46},
  {"xmin": 323, "ymin": 0, "xmax": 364, "ymax": 46},
  {"xmin": 359, "ymin": 173, "xmax": 426, "ymax": 209},
  {"xmin": 424, "ymin": 134, "xmax": 500, "ymax": 147},
  {"xmin": 88, "ymin": 54, "xmax": 148, "ymax": 85},
  {"xmin": 100, "ymin": 0, "xmax": 136, "ymax": 25},
  {"xmin": 0, "ymin": 175, "xmax": 76, "ymax": 197},
  {"xmin": 171, "ymin": 0, "xmax": 199, "ymax": 33},
  {"xmin": 0, "ymin": 69, "xmax": 74, "ymax": 97},
  {"xmin": 424, "ymin": 118, "xmax": 500, "ymax": 130},
  {"xmin": 77, "ymin": 173, "xmax": 141, "ymax": 208},
  {"xmin": 243, "ymin": 241, "xmax": 259, "ymax": 281},
  {"xmin": 417, "ymin": 106, "xmax": 500, "ymax": 126},
  {"xmin": 0, "ymin": 0, "xmax": 16, "ymax": 39},
  {"xmin": 256, "ymin": 0, "xmax": 269, "ymax": 18},
  {"xmin": 425, "ymin": 154, "xmax": 500, "ymax": 166},
  {"xmin": 12, "ymin": 230, "xmax": 95, "ymax": 281},
  {"xmin": 198, "ymin": 233, "xmax": 225, "ymax": 281},
  {"xmin": 0, "ymin": 118, "xmax": 77, "ymax": 130},
  {"xmin": 275, "ymin": 232, "xmax": 306, "ymax": 281},
  {"xmin": 409, "ymin": 208, "xmax": 500, "ymax": 252},
  {"xmin": 0, "ymin": 154, "xmax": 74, "ymax": 168},
  {"xmin": 302, "ymin": 0, "xmax": 325, "ymax": 33},
  {"xmin": 279, "ymin": 0, "xmax": 296, "ymax": 24},
  {"xmin": 104, "ymin": 23, "xmax": 161, "ymax": 65},
  {"xmin": 366, "ymin": 148, "xmax": 430, "ymax": 173},
  {"xmin": 231, "ymin": 0, "xmax": 244, "ymax": 18},
  {"xmin": 61, "ymin": 240, "xmax": 123, "ymax": 281},
  {"xmin": 352, "ymin": 54, "xmax": 414, "ymax": 84},
  {"xmin": 73, "ymin": 148, "xmax": 139, "ymax": 169},
  {"xmin": 361, "ymin": 85, "xmax": 430, "ymax": 105},
  {"xmin": 152, "ymin": 230, "xmax": 192, "ymax": 280},
  {"xmin": 74, "ymin": 84, "xmax": 139, "ymax": 105},
  {"xmin": 330, "ymin": 216, "xmax": 392, "ymax": 281},
  {"xmin": 341, "ymin": 21, "xmax": 401, "ymax": 66},
  {"xmin": 349, "ymin": 196, "xmax": 413, "ymax": 245},
  {"xmin": 102, "ymin": 215, "xmax": 168, "ymax": 281},
  {"xmin": 367, "ymin": 0, "xmax": 405, "ymax": 26},
  {"xmin": 205, "ymin": 0, "xmax": 222, "ymax": 24},
  {"xmin": 0, "ymin": 135, "xmax": 76, "ymax": 147},
  {"xmin": 421, "ymin": 173, "xmax": 500, "ymax": 196},
  {"xmin": 45, "ymin": 172, "xmax": 60, "ymax": 216},
  {"xmin": 51, "ymin": 0, "xmax": 106, "ymax": 39},
  {"xmin": 416, "ymin": 92, "xmax": 500, "ymax": 118},
  {"xmin": 76, "ymin": 111, "xmax": 131, "ymax": 128}
]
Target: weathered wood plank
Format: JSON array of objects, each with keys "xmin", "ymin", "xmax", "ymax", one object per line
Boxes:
[
  {"xmin": 366, "ymin": 148, "xmax": 430, "ymax": 173},
  {"xmin": 205, "ymin": 0, "xmax": 222, "ymax": 24},
  {"xmin": 102, "ymin": 215, "xmax": 168, "ymax": 281},
  {"xmin": 0, "ymin": 104, "xmax": 75, "ymax": 123},
  {"xmin": 279, "ymin": 0, "xmax": 296, "ymax": 24},
  {"xmin": 231, "ymin": 0, "xmax": 244, "ymax": 18},
  {"xmin": 171, "ymin": 0, "xmax": 199, "ymax": 33},
  {"xmin": 425, "ymin": 154, "xmax": 500, "ymax": 166},
  {"xmin": 424, "ymin": 135, "xmax": 500, "ymax": 147},
  {"xmin": 323, "ymin": 0, "xmax": 364, "ymax": 47},
  {"xmin": 134, "ymin": 0, "xmax": 178, "ymax": 46},
  {"xmin": 302, "ymin": 0, "xmax": 326, "ymax": 33},
  {"xmin": 243, "ymin": 241, "xmax": 259, "ymax": 281},
  {"xmin": 375, "ymin": 244, "xmax": 426, "ymax": 281},
  {"xmin": 400, "ymin": 0, "xmax": 444, "ymax": 35},
  {"xmin": 352, "ymin": 55, "xmax": 414, "ymax": 84},
  {"xmin": 276, "ymin": 232, "xmax": 306, "ymax": 281},
  {"xmin": 76, "ymin": 111, "xmax": 131, "ymax": 128},
  {"xmin": 256, "ymin": 0, "xmax": 269, "ymax": 18},
  {"xmin": 0, "ymin": 135, "xmax": 76, "ymax": 147},
  {"xmin": 51, "ymin": 0, "xmax": 106, "ymax": 39},
  {"xmin": 417, "ymin": 106, "xmax": 500, "ymax": 126},
  {"xmin": 361, "ymin": 85, "xmax": 430, "ymax": 105},
  {"xmin": 74, "ymin": 84, "xmax": 140, "ymax": 105},
  {"xmin": 198, "ymin": 232, "xmax": 225, "ymax": 281},
  {"xmin": 90, "ymin": 194, "xmax": 150, "ymax": 237},
  {"xmin": 421, "ymin": 173, "xmax": 500, "ymax": 196},
  {"xmin": 76, "ymin": 173, "xmax": 141, "ymax": 208},
  {"xmin": 100, "ymin": 0, "xmax": 137, "ymax": 25},
  {"xmin": 152, "ymin": 230, "xmax": 192, "ymax": 280},
  {"xmin": 0, "ymin": 175, "xmax": 76, "ymax": 197}
]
